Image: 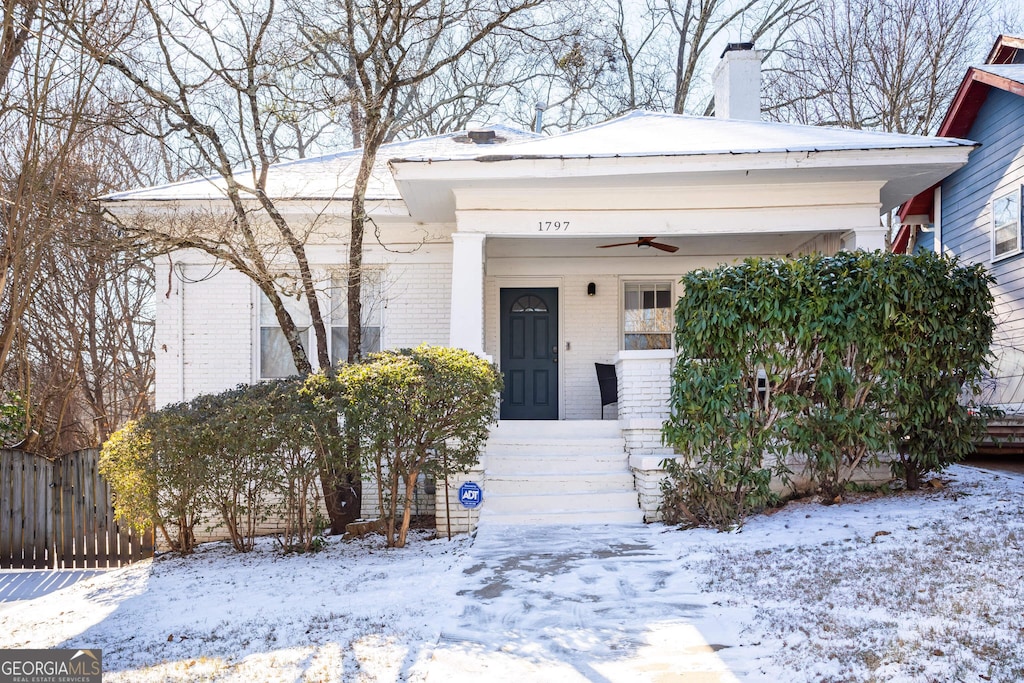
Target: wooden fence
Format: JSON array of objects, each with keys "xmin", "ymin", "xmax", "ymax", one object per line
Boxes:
[{"xmin": 0, "ymin": 449, "xmax": 153, "ymax": 569}]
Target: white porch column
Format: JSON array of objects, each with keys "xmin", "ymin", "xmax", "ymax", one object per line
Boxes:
[
  {"xmin": 842, "ymin": 227, "xmax": 888, "ymax": 252},
  {"xmin": 449, "ymin": 232, "xmax": 487, "ymax": 354}
]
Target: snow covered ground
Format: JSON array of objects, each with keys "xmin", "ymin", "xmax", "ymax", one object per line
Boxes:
[{"xmin": 1, "ymin": 464, "xmax": 1022, "ymax": 682}]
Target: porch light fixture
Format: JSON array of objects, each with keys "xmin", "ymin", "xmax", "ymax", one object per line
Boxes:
[{"xmin": 587, "ymin": 282, "xmax": 596, "ymax": 296}]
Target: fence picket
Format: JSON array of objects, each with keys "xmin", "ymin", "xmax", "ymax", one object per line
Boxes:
[
  {"xmin": 0, "ymin": 451, "xmax": 13, "ymax": 567},
  {"xmin": 12, "ymin": 453, "xmax": 25, "ymax": 568},
  {"xmin": 85, "ymin": 454, "xmax": 98, "ymax": 568},
  {"xmin": 0, "ymin": 448, "xmax": 151, "ymax": 569},
  {"xmin": 30, "ymin": 459, "xmax": 48, "ymax": 568}
]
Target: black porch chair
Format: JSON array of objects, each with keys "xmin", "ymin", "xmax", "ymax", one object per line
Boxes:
[{"xmin": 595, "ymin": 363, "xmax": 618, "ymax": 419}]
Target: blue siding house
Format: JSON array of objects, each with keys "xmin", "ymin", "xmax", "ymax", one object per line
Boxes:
[{"xmin": 897, "ymin": 36, "xmax": 1024, "ymax": 412}]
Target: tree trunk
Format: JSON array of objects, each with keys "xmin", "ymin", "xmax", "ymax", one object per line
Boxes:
[{"xmin": 397, "ymin": 472, "xmax": 418, "ymax": 548}]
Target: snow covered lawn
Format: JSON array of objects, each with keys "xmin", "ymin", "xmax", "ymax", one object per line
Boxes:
[{"xmin": 1, "ymin": 464, "xmax": 1022, "ymax": 682}]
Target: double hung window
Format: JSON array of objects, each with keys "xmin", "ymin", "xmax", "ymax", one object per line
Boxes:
[
  {"xmin": 259, "ymin": 270, "xmax": 384, "ymax": 378},
  {"xmin": 992, "ymin": 187, "xmax": 1021, "ymax": 260},
  {"xmin": 330, "ymin": 270, "xmax": 383, "ymax": 361},
  {"xmin": 623, "ymin": 282, "xmax": 673, "ymax": 350}
]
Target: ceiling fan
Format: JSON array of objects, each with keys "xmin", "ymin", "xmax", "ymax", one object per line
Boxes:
[{"xmin": 597, "ymin": 236, "xmax": 679, "ymax": 253}]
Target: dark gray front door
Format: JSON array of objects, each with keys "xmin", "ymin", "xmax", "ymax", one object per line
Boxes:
[{"xmin": 500, "ymin": 288, "xmax": 558, "ymax": 420}]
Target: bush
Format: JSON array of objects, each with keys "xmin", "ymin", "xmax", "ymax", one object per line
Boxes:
[
  {"xmin": 336, "ymin": 344, "xmax": 502, "ymax": 548},
  {"xmin": 878, "ymin": 252, "xmax": 996, "ymax": 488},
  {"xmin": 98, "ymin": 420, "xmax": 158, "ymax": 534},
  {"xmin": 101, "ymin": 405, "xmax": 208, "ymax": 552},
  {"xmin": 0, "ymin": 390, "xmax": 26, "ymax": 447},
  {"xmin": 101, "ymin": 380, "xmax": 340, "ymax": 554},
  {"xmin": 662, "ymin": 251, "xmax": 995, "ymax": 527}
]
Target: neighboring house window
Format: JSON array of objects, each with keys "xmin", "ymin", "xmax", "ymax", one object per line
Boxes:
[
  {"xmin": 330, "ymin": 270, "xmax": 383, "ymax": 361},
  {"xmin": 623, "ymin": 282, "xmax": 672, "ymax": 350},
  {"xmin": 259, "ymin": 290, "xmax": 312, "ymax": 379},
  {"xmin": 992, "ymin": 187, "xmax": 1021, "ymax": 260}
]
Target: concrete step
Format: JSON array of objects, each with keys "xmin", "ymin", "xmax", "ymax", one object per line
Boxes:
[
  {"xmin": 489, "ymin": 420, "xmax": 621, "ymax": 439},
  {"xmin": 484, "ymin": 438, "xmax": 626, "ymax": 457},
  {"xmin": 479, "ymin": 508, "xmax": 645, "ymax": 525},
  {"xmin": 478, "ymin": 420, "xmax": 641, "ymax": 526},
  {"xmin": 484, "ymin": 489, "xmax": 640, "ymax": 515},
  {"xmin": 486, "ymin": 471, "xmax": 636, "ymax": 495},
  {"xmin": 483, "ymin": 452, "xmax": 629, "ymax": 476}
]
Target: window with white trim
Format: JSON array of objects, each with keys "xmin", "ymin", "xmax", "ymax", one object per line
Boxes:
[
  {"xmin": 992, "ymin": 187, "xmax": 1021, "ymax": 260},
  {"xmin": 623, "ymin": 281, "xmax": 673, "ymax": 350},
  {"xmin": 258, "ymin": 270, "xmax": 385, "ymax": 378},
  {"xmin": 259, "ymin": 289, "xmax": 312, "ymax": 379},
  {"xmin": 330, "ymin": 269, "xmax": 383, "ymax": 361}
]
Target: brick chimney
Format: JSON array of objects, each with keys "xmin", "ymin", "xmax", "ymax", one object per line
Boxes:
[{"xmin": 713, "ymin": 42, "xmax": 763, "ymax": 121}]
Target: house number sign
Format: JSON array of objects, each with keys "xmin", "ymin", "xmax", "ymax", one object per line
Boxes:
[{"xmin": 537, "ymin": 221, "xmax": 570, "ymax": 231}]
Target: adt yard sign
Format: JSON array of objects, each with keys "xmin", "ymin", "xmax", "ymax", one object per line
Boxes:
[{"xmin": 458, "ymin": 482, "xmax": 482, "ymax": 509}]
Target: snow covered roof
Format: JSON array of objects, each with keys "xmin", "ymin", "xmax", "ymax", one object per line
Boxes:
[
  {"xmin": 100, "ymin": 125, "xmax": 539, "ymax": 203},
  {"xmin": 390, "ymin": 110, "xmax": 975, "ymax": 222},
  {"xmin": 974, "ymin": 63, "xmax": 1024, "ymax": 87},
  {"xmin": 391, "ymin": 110, "xmax": 974, "ymax": 164}
]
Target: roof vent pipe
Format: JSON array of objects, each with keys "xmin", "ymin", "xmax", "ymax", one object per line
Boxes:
[
  {"xmin": 712, "ymin": 41, "xmax": 763, "ymax": 121},
  {"xmin": 534, "ymin": 102, "xmax": 546, "ymax": 134}
]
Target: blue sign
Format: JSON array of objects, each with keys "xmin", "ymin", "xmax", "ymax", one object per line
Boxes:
[{"xmin": 458, "ymin": 481, "xmax": 483, "ymax": 509}]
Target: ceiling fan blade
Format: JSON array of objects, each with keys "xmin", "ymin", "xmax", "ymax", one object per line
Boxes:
[
  {"xmin": 649, "ymin": 241, "xmax": 679, "ymax": 253},
  {"xmin": 597, "ymin": 241, "xmax": 641, "ymax": 248}
]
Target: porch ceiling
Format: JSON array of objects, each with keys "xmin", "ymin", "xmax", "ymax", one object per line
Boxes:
[{"xmin": 485, "ymin": 233, "xmax": 824, "ymax": 259}]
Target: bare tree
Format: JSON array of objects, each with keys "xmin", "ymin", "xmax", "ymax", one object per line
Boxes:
[
  {"xmin": 764, "ymin": 0, "xmax": 993, "ymax": 134},
  {"xmin": 1, "ymin": 0, "xmax": 157, "ymax": 455},
  {"xmin": 296, "ymin": 0, "xmax": 563, "ymax": 364},
  {"xmin": 660, "ymin": 0, "xmax": 813, "ymax": 114},
  {"xmin": 493, "ymin": 0, "xmax": 811, "ymax": 131},
  {"xmin": 75, "ymin": 0, "xmax": 571, "ymax": 530}
]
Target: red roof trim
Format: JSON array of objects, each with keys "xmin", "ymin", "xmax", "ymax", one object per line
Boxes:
[
  {"xmin": 899, "ymin": 63, "xmax": 1024, "ymax": 221},
  {"xmin": 986, "ymin": 35, "xmax": 1024, "ymax": 64},
  {"xmin": 898, "ymin": 182, "xmax": 938, "ymax": 223},
  {"xmin": 891, "ymin": 223, "xmax": 912, "ymax": 254},
  {"xmin": 937, "ymin": 68, "xmax": 992, "ymax": 138}
]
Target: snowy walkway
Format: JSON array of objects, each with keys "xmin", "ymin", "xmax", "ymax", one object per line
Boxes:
[
  {"xmin": 422, "ymin": 524, "xmax": 756, "ymax": 682},
  {"xmin": 0, "ymin": 570, "xmax": 107, "ymax": 603}
]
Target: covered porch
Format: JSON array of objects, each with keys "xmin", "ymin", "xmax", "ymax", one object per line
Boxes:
[{"xmin": 388, "ymin": 110, "xmax": 973, "ymax": 531}]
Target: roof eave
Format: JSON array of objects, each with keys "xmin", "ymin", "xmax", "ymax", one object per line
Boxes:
[
  {"xmin": 900, "ymin": 61, "xmax": 1024, "ymax": 222},
  {"xmin": 391, "ymin": 144, "xmax": 974, "ymax": 183},
  {"xmin": 985, "ymin": 34, "xmax": 1024, "ymax": 64}
]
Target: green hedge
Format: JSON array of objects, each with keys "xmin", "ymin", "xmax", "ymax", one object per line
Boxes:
[
  {"xmin": 662, "ymin": 251, "xmax": 995, "ymax": 529},
  {"xmin": 101, "ymin": 378, "xmax": 338, "ymax": 553},
  {"xmin": 101, "ymin": 345, "xmax": 502, "ymax": 553}
]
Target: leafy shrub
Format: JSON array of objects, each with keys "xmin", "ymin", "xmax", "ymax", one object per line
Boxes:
[
  {"xmin": 192, "ymin": 388, "xmax": 279, "ymax": 552},
  {"xmin": 878, "ymin": 252, "xmax": 996, "ymax": 488},
  {"xmin": 336, "ymin": 344, "xmax": 502, "ymax": 548},
  {"xmin": 663, "ymin": 251, "xmax": 995, "ymax": 527},
  {"xmin": 101, "ymin": 406, "xmax": 208, "ymax": 552},
  {"xmin": 0, "ymin": 390, "xmax": 26, "ymax": 446},
  {"xmin": 101, "ymin": 380, "xmax": 341, "ymax": 554},
  {"xmin": 661, "ymin": 359, "xmax": 785, "ymax": 529},
  {"xmin": 98, "ymin": 420, "xmax": 158, "ymax": 534}
]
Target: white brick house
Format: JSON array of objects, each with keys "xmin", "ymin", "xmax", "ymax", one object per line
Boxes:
[{"xmin": 103, "ymin": 48, "xmax": 975, "ymax": 530}]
